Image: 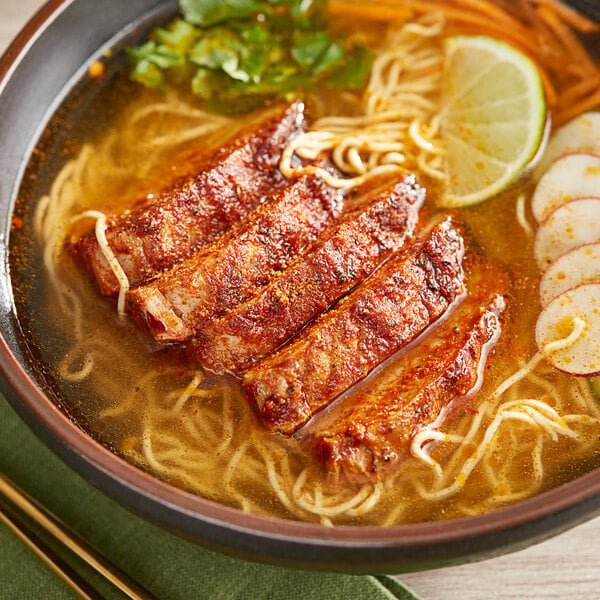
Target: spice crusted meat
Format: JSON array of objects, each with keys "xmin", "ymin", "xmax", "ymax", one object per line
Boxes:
[
  {"xmin": 72, "ymin": 101, "xmax": 306, "ymax": 296},
  {"xmin": 243, "ymin": 218, "xmax": 466, "ymax": 434},
  {"xmin": 128, "ymin": 173, "xmax": 343, "ymax": 343},
  {"xmin": 190, "ymin": 175, "xmax": 426, "ymax": 373},
  {"xmin": 308, "ymin": 293, "xmax": 505, "ymax": 483}
]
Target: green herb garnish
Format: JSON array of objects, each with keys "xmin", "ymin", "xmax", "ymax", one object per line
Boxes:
[
  {"xmin": 180, "ymin": 0, "xmax": 271, "ymax": 27},
  {"xmin": 127, "ymin": 0, "xmax": 373, "ymax": 113}
]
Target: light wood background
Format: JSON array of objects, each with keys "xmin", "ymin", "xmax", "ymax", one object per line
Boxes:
[{"xmin": 2, "ymin": 1, "xmax": 599, "ymax": 598}]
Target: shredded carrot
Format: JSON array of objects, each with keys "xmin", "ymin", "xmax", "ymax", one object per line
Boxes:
[
  {"xmin": 515, "ymin": 0, "xmax": 555, "ymax": 45},
  {"xmin": 537, "ymin": 5, "xmax": 598, "ymax": 76},
  {"xmin": 444, "ymin": 0, "xmax": 523, "ymax": 25},
  {"xmin": 560, "ymin": 76, "xmax": 600, "ymax": 105},
  {"xmin": 327, "ymin": 0, "xmax": 600, "ymax": 125},
  {"xmin": 328, "ymin": 0, "xmax": 539, "ymax": 54},
  {"xmin": 326, "ymin": 1, "xmax": 414, "ymax": 22},
  {"xmin": 443, "ymin": 22, "xmax": 544, "ymax": 70},
  {"xmin": 557, "ymin": 88, "xmax": 600, "ymax": 126},
  {"xmin": 536, "ymin": 64, "xmax": 559, "ymax": 108},
  {"xmin": 533, "ymin": 0, "xmax": 600, "ymax": 33},
  {"xmin": 565, "ymin": 63, "xmax": 593, "ymax": 79},
  {"xmin": 442, "ymin": 10, "xmax": 539, "ymax": 53}
]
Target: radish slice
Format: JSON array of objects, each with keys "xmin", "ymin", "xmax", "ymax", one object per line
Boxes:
[
  {"xmin": 531, "ymin": 153, "xmax": 600, "ymax": 223},
  {"xmin": 540, "ymin": 243, "xmax": 600, "ymax": 306},
  {"xmin": 537, "ymin": 112, "xmax": 600, "ymax": 176},
  {"xmin": 535, "ymin": 283, "xmax": 600, "ymax": 376},
  {"xmin": 534, "ymin": 198, "xmax": 600, "ymax": 271}
]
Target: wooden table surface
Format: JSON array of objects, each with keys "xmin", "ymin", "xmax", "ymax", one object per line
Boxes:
[{"xmin": 2, "ymin": 1, "xmax": 600, "ymax": 598}]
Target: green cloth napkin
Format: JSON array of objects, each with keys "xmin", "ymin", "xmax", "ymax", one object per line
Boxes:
[{"xmin": 0, "ymin": 397, "xmax": 420, "ymax": 599}]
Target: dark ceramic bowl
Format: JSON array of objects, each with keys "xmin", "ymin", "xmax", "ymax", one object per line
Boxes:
[{"xmin": 2, "ymin": 0, "xmax": 600, "ymax": 574}]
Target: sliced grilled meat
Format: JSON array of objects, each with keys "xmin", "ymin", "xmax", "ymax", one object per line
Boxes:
[
  {"xmin": 243, "ymin": 218, "xmax": 466, "ymax": 434},
  {"xmin": 190, "ymin": 175, "xmax": 426, "ymax": 373},
  {"xmin": 309, "ymin": 293, "xmax": 505, "ymax": 483},
  {"xmin": 72, "ymin": 101, "xmax": 306, "ymax": 295},
  {"xmin": 128, "ymin": 173, "xmax": 343, "ymax": 343}
]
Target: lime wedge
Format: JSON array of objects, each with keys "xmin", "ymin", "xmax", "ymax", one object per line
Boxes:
[{"xmin": 441, "ymin": 35, "xmax": 546, "ymax": 207}]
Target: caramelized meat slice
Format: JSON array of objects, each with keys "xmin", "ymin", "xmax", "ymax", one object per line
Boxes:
[
  {"xmin": 243, "ymin": 218, "xmax": 466, "ymax": 434},
  {"xmin": 190, "ymin": 175, "xmax": 426, "ymax": 374},
  {"xmin": 128, "ymin": 173, "xmax": 343, "ymax": 343},
  {"xmin": 308, "ymin": 293, "xmax": 505, "ymax": 483},
  {"xmin": 72, "ymin": 101, "xmax": 306, "ymax": 295}
]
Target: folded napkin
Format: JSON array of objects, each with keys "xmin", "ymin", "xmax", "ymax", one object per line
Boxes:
[{"xmin": 0, "ymin": 397, "xmax": 420, "ymax": 599}]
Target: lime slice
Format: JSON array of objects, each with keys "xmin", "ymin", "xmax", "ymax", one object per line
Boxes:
[{"xmin": 441, "ymin": 35, "xmax": 546, "ymax": 208}]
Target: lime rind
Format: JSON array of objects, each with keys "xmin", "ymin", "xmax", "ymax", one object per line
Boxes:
[{"xmin": 441, "ymin": 35, "xmax": 547, "ymax": 208}]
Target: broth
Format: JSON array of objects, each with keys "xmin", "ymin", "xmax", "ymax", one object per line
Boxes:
[{"xmin": 10, "ymin": 0, "xmax": 600, "ymax": 525}]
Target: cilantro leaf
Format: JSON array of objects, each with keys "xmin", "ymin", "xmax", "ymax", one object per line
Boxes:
[
  {"xmin": 327, "ymin": 45, "xmax": 373, "ymax": 89},
  {"xmin": 154, "ymin": 20, "xmax": 198, "ymax": 54},
  {"xmin": 241, "ymin": 22, "xmax": 269, "ymax": 44},
  {"xmin": 128, "ymin": 41, "xmax": 184, "ymax": 69},
  {"xmin": 129, "ymin": 41, "xmax": 183, "ymax": 69},
  {"xmin": 313, "ymin": 41, "xmax": 344, "ymax": 73},
  {"xmin": 291, "ymin": 30, "xmax": 345, "ymax": 74},
  {"xmin": 127, "ymin": 41, "xmax": 185, "ymax": 91},
  {"xmin": 290, "ymin": 0, "xmax": 318, "ymax": 27},
  {"xmin": 239, "ymin": 45, "xmax": 270, "ymax": 82},
  {"xmin": 291, "ymin": 31, "xmax": 332, "ymax": 71},
  {"xmin": 190, "ymin": 29, "xmax": 250, "ymax": 82},
  {"xmin": 181, "ymin": 0, "xmax": 270, "ymax": 27},
  {"xmin": 191, "ymin": 67, "xmax": 225, "ymax": 99},
  {"xmin": 131, "ymin": 59, "xmax": 165, "ymax": 91},
  {"xmin": 128, "ymin": 0, "xmax": 374, "ymax": 112}
]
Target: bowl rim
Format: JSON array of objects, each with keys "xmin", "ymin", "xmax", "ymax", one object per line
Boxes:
[{"xmin": 2, "ymin": 0, "xmax": 600, "ymax": 571}]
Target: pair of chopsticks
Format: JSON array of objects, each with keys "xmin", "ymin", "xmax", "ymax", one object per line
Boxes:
[{"xmin": 0, "ymin": 472, "xmax": 157, "ymax": 600}]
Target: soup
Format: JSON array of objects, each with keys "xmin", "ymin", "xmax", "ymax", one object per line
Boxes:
[{"xmin": 10, "ymin": 0, "xmax": 600, "ymax": 526}]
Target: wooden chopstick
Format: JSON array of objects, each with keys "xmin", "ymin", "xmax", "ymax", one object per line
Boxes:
[
  {"xmin": 0, "ymin": 497, "xmax": 105, "ymax": 600},
  {"xmin": 0, "ymin": 472, "xmax": 157, "ymax": 600}
]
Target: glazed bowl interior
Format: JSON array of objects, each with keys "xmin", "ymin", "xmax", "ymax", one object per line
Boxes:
[{"xmin": 2, "ymin": 0, "xmax": 600, "ymax": 574}]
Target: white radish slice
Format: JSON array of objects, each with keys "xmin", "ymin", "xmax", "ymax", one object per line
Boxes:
[
  {"xmin": 535, "ymin": 283, "xmax": 600, "ymax": 376},
  {"xmin": 537, "ymin": 112, "xmax": 600, "ymax": 176},
  {"xmin": 534, "ymin": 198, "xmax": 600, "ymax": 271},
  {"xmin": 540, "ymin": 243, "xmax": 600, "ymax": 306},
  {"xmin": 531, "ymin": 153, "xmax": 600, "ymax": 223}
]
